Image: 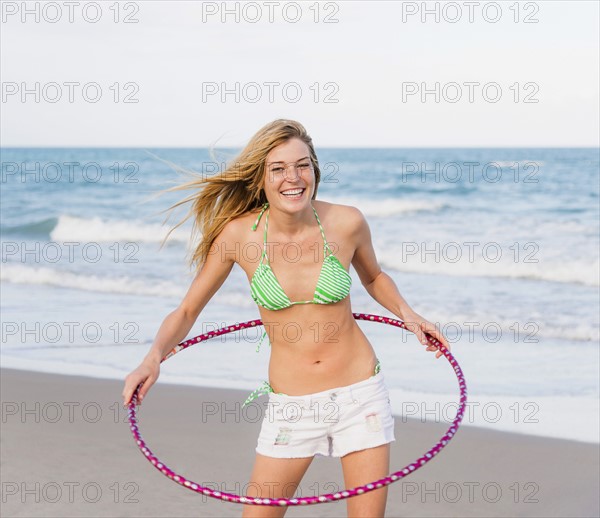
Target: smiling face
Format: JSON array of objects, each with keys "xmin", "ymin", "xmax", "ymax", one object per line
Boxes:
[{"xmin": 263, "ymin": 137, "xmax": 315, "ymax": 212}]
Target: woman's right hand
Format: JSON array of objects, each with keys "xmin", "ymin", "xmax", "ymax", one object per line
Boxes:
[{"xmin": 122, "ymin": 358, "xmax": 160, "ymax": 407}]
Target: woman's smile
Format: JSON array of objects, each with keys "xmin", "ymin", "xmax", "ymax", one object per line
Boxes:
[{"xmin": 280, "ymin": 187, "xmax": 306, "ymax": 200}]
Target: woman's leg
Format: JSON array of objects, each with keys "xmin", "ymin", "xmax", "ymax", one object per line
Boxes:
[
  {"xmin": 242, "ymin": 453, "xmax": 314, "ymax": 518},
  {"xmin": 340, "ymin": 443, "xmax": 391, "ymax": 518}
]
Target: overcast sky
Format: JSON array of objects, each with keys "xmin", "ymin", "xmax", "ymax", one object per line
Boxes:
[{"xmin": 1, "ymin": 1, "xmax": 598, "ymax": 147}]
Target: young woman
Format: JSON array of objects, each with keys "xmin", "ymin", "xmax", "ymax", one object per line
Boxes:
[{"xmin": 122, "ymin": 119, "xmax": 450, "ymax": 517}]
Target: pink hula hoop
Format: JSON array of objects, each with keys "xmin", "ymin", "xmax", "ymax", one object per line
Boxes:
[{"xmin": 127, "ymin": 312, "xmax": 467, "ymax": 507}]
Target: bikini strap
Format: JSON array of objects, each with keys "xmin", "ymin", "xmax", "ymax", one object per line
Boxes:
[
  {"xmin": 251, "ymin": 202, "xmax": 270, "ymax": 263},
  {"xmin": 312, "ymin": 205, "xmax": 333, "ymax": 257},
  {"xmin": 241, "ymin": 380, "xmax": 272, "ymax": 409},
  {"xmin": 251, "ymin": 202, "xmax": 269, "ymax": 231}
]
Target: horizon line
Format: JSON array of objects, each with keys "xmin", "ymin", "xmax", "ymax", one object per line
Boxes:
[{"xmin": 2, "ymin": 145, "xmax": 599, "ymax": 150}]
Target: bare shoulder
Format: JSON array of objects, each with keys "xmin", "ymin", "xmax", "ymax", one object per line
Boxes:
[
  {"xmin": 214, "ymin": 208, "xmax": 263, "ymax": 262},
  {"xmin": 313, "ymin": 199, "xmax": 366, "ymax": 233},
  {"xmin": 218, "ymin": 210, "xmax": 254, "ymax": 240}
]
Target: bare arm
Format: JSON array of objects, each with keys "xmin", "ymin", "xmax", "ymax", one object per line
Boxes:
[
  {"xmin": 122, "ymin": 221, "xmax": 237, "ymax": 405},
  {"xmin": 143, "ymin": 225, "xmax": 237, "ymax": 363},
  {"xmin": 349, "ymin": 207, "xmax": 450, "ymax": 357}
]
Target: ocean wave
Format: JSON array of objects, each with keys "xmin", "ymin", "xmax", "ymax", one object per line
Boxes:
[
  {"xmin": 326, "ymin": 196, "xmax": 446, "ymax": 217},
  {"xmin": 51, "ymin": 215, "xmax": 191, "ymax": 243},
  {"xmin": 0, "ymin": 264, "xmax": 184, "ymax": 297},
  {"xmin": 2, "ymin": 214, "xmax": 190, "ymax": 243},
  {"xmin": 2, "ymin": 199, "xmax": 442, "ymax": 245},
  {"xmin": 1, "ymin": 217, "xmax": 59, "ymax": 237},
  {"xmin": 379, "ymin": 251, "xmax": 600, "ymax": 287},
  {"xmin": 429, "ymin": 309, "xmax": 600, "ymax": 343},
  {"xmin": 0, "ymin": 264, "xmax": 257, "ymax": 307},
  {"xmin": 356, "ymin": 301, "xmax": 599, "ymax": 343}
]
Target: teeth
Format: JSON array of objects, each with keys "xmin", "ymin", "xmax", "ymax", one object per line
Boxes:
[{"xmin": 282, "ymin": 188, "xmax": 304, "ymax": 195}]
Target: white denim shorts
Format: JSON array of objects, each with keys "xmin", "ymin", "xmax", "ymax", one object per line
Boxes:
[{"xmin": 255, "ymin": 370, "xmax": 395, "ymax": 458}]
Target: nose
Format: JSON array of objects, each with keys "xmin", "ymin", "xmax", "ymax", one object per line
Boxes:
[{"xmin": 283, "ymin": 165, "xmax": 302, "ymax": 182}]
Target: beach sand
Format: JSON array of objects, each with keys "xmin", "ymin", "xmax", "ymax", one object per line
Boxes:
[{"xmin": 1, "ymin": 367, "xmax": 598, "ymax": 517}]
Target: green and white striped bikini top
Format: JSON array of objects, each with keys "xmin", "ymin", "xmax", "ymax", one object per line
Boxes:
[{"xmin": 250, "ymin": 202, "xmax": 352, "ymax": 312}]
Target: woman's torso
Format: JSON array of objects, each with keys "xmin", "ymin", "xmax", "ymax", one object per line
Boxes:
[{"xmin": 233, "ymin": 200, "xmax": 377, "ymax": 395}]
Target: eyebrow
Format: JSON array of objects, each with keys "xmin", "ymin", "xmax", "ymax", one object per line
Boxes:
[{"xmin": 267, "ymin": 156, "xmax": 310, "ymax": 165}]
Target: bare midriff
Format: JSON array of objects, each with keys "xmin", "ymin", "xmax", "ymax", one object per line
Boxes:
[{"xmin": 262, "ymin": 301, "xmax": 378, "ymax": 396}]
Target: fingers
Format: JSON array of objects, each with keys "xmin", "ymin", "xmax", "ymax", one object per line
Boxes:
[
  {"xmin": 434, "ymin": 331, "xmax": 451, "ymax": 350},
  {"xmin": 421, "ymin": 335, "xmax": 443, "ymax": 360},
  {"xmin": 138, "ymin": 376, "xmax": 156, "ymax": 403},
  {"xmin": 122, "ymin": 380, "xmax": 132, "ymax": 406},
  {"xmin": 122, "ymin": 382, "xmax": 136, "ymax": 407},
  {"xmin": 419, "ymin": 330, "xmax": 442, "ymax": 359},
  {"xmin": 407, "ymin": 323, "xmax": 429, "ymax": 348},
  {"xmin": 122, "ymin": 364, "xmax": 159, "ymax": 407},
  {"xmin": 404, "ymin": 315, "xmax": 452, "ymax": 361},
  {"xmin": 422, "ymin": 328, "xmax": 451, "ymax": 360},
  {"xmin": 431, "ymin": 330, "xmax": 451, "ymax": 352},
  {"xmin": 411, "ymin": 323, "xmax": 436, "ymax": 350},
  {"xmin": 423, "ymin": 335, "xmax": 442, "ymax": 359},
  {"xmin": 420, "ymin": 321, "xmax": 451, "ymax": 360},
  {"xmin": 122, "ymin": 376, "xmax": 146, "ymax": 407}
]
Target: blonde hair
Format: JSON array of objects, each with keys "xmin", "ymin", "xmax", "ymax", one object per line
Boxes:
[{"xmin": 157, "ymin": 119, "xmax": 322, "ymax": 273}]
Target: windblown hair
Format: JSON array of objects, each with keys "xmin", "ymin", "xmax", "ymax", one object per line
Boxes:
[{"xmin": 158, "ymin": 119, "xmax": 321, "ymax": 274}]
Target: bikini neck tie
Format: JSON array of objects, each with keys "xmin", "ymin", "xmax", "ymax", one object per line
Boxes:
[
  {"xmin": 251, "ymin": 202, "xmax": 269, "ymax": 231},
  {"xmin": 251, "ymin": 201, "xmax": 271, "ymax": 353}
]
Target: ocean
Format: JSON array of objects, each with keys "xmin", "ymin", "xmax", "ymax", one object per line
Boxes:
[{"xmin": 1, "ymin": 147, "xmax": 598, "ymax": 444}]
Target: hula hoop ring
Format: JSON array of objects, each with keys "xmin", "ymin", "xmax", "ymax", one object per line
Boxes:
[{"xmin": 127, "ymin": 313, "xmax": 467, "ymax": 507}]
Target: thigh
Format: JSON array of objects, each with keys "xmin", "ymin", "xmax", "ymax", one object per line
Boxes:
[
  {"xmin": 242, "ymin": 453, "xmax": 314, "ymax": 518},
  {"xmin": 329, "ymin": 379, "xmax": 396, "ymax": 458},
  {"xmin": 341, "ymin": 443, "xmax": 391, "ymax": 518}
]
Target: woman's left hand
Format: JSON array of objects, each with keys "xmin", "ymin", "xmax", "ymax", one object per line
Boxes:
[{"xmin": 401, "ymin": 309, "xmax": 451, "ymax": 359}]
